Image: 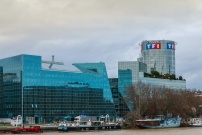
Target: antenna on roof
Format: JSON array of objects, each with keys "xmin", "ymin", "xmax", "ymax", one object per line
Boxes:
[{"xmin": 42, "ymin": 55, "xmax": 64, "ymax": 69}]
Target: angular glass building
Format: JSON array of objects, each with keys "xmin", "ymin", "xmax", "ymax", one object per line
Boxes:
[{"xmin": 0, "ymin": 54, "xmax": 115, "ymax": 123}]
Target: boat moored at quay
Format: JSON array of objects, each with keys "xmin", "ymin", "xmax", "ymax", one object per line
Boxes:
[
  {"xmin": 58, "ymin": 115, "xmax": 122, "ymax": 131},
  {"xmin": 187, "ymin": 118, "xmax": 202, "ymax": 127},
  {"xmin": 136, "ymin": 115, "xmax": 182, "ymax": 129}
]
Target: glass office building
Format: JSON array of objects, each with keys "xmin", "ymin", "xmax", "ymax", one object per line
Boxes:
[
  {"xmin": 118, "ymin": 61, "xmax": 147, "ymax": 97},
  {"xmin": 109, "ymin": 78, "xmax": 129, "ymax": 118},
  {"xmin": 118, "ymin": 61, "xmax": 186, "ymax": 92},
  {"xmin": 139, "ymin": 72, "xmax": 186, "ymax": 89},
  {"xmin": 139, "ymin": 40, "xmax": 176, "ymax": 75},
  {"xmin": 118, "ymin": 39, "xmax": 186, "ymax": 112},
  {"xmin": 0, "ymin": 54, "xmax": 115, "ymax": 123},
  {"xmin": 118, "ymin": 61, "xmax": 186, "ymax": 112}
]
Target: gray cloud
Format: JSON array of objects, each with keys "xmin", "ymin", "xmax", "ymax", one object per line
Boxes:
[{"xmin": 0, "ymin": 0, "xmax": 202, "ymax": 89}]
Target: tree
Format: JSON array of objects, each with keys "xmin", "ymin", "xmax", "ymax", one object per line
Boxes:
[
  {"xmin": 179, "ymin": 76, "xmax": 183, "ymax": 80},
  {"xmin": 171, "ymin": 74, "xmax": 176, "ymax": 80},
  {"xmin": 164, "ymin": 73, "xmax": 171, "ymax": 79},
  {"xmin": 124, "ymin": 111, "xmax": 141, "ymax": 128},
  {"xmin": 151, "ymin": 71, "xmax": 160, "ymax": 77},
  {"xmin": 124, "ymin": 81, "xmax": 200, "ymax": 128},
  {"xmin": 124, "ymin": 81, "xmax": 147, "ymax": 112}
]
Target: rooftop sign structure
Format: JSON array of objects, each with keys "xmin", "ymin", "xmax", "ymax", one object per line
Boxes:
[{"xmin": 42, "ymin": 55, "xmax": 64, "ymax": 69}]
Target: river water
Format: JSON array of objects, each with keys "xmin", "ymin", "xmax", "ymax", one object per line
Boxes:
[{"xmin": 3, "ymin": 127, "xmax": 202, "ymax": 135}]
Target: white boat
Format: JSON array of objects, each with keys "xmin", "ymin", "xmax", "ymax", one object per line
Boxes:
[
  {"xmin": 189, "ymin": 118, "xmax": 202, "ymax": 127},
  {"xmin": 58, "ymin": 115, "xmax": 121, "ymax": 131}
]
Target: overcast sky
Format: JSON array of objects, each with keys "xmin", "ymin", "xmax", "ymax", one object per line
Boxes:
[{"xmin": 0, "ymin": 0, "xmax": 202, "ymax": 90}]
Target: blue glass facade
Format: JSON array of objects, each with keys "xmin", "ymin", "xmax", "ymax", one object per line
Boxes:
[
  {"xmin": 118, "ymin": 61, "xmax": 143, "ymax": 112},
  {"xmin": 118, "ymin": 61, "xmax": 146, "ymax": 97},
  {"xmin": 109, "ymin": 78, "xmax": 129, "ymax": 118},
  {"xmin": 0, "ymin": 55, "xmax": 23, "ymax": 118},
  {"xmin": 0, "ymin": 54, "xmax": 115, "ymax": 123},
  {"xmin": 118, "ymin": 70, "xmax": 132, "ymax": 97}
]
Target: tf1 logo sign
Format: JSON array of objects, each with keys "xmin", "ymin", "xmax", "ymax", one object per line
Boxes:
[
  {"xmin": 167, "ymin": 43, "xmax": 175, "ymax": 50},
  {"xmin": 146, "ymin": 43, "xmax": 161, "ymax": 49}
]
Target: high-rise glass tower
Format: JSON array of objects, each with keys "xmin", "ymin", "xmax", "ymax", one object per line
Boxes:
[{"xmin": 139, "ymin": 40, "xmax": 176, "ymax": 75}]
